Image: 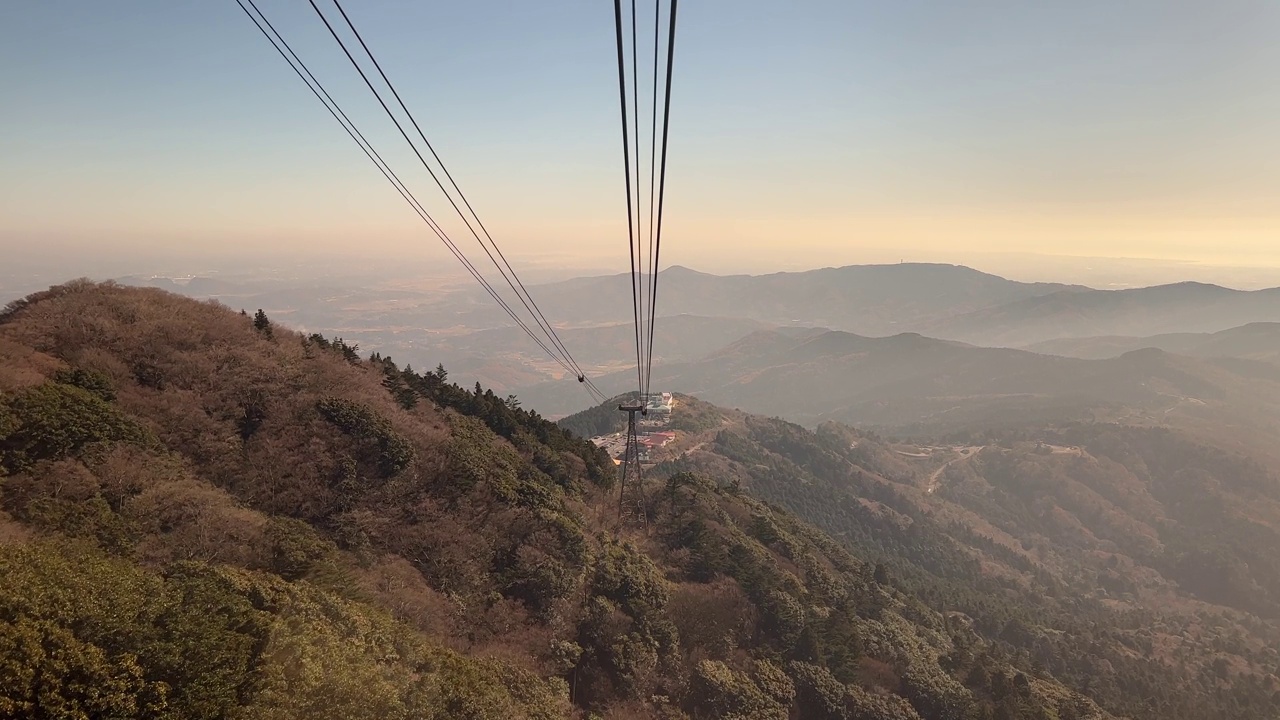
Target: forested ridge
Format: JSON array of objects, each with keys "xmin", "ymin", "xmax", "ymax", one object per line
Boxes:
[
  {"xmin": 0, "ymin": 281, "xmax": 1264, "ymax": 718},
  {"xmin": 635, "ymin": 400, "xmax": 1280, "ymax": 720}
]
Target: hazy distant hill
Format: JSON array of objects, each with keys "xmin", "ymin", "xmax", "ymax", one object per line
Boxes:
[
  {"xmin": 429, "ymin": 313, "xmax": 773, "ymax": 367},
  {"xmin": 523, "ymin": 263, "xmax": 1082, "ymax": 334},
  {"xmin": 929, "ymin": 282, "xmax": 1280, "ymax": 346},
  {"xmin": 526, "ymin": 328, "xmax": 1280, "ymax": 439},
  {"xmin": 115, "ymin": 267, "xmax": 1280, "ymax": 408},
  {"xmin": 1025, "ymin": 322, "xmax": 1280, "ymax": 361},
  {"xmin": 114, "ymin": 264, "xmax": 1090, "ymax": 351}
]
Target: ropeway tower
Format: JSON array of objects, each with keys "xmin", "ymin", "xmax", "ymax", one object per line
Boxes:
[{"xmin": 617, "ymin": 402, "xmax": 649, "ymax": 527}]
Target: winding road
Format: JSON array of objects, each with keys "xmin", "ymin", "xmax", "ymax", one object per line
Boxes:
[{"xmin": 926, "ymin": 446, "xmax": 982, "ymax": 494}]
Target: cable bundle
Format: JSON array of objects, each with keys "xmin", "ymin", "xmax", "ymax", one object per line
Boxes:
[
  {"xmin": 612, "ymin": 0, "xmax": 679, "ymax": 402},
  {"xmin": 233, "ymin": 0, "xmax": 607, "ymax": 403}
]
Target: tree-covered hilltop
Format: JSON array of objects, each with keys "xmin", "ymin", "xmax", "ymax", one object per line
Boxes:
[
  {"xmin": 0, "ymin": 280, "xmax": 1171, "ymax": 719},
  {"xmin": 556, "ymin": 393, "xmax": 635, "ymax": 438}
]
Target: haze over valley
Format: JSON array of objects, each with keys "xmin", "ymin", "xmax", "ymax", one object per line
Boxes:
[{"xmin": 97, "ymin": 261, "xmax": 1280, "ymax": 429}]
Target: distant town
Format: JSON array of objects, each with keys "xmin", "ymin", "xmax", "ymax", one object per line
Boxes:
[{"xmin": 589, "ymin": 392, "xmax": 675, "ymax": 464}]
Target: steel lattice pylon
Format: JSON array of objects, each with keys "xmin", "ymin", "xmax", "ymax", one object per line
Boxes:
[{"xmin": 617, "ymin": 403, "xmax": 648, "ymax": 527}]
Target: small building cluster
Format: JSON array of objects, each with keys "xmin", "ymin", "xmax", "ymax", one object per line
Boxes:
[
  {"xmin": 645, "ymin": 392, "xmax": 673, "ymax": 415},
  {"xmin": 591, "ymin": 392, "xmax": 676, "ymax": 464}
]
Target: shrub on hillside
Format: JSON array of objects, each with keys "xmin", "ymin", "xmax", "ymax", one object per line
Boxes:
[
  {"xmin": 0, "ymin": 381, "xmax": 153, "ymax": 473},
  {"xmin": 317, "ymin": 397, "xmax": 414, "ymax": 477}
]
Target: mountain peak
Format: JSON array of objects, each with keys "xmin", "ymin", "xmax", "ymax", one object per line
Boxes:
[{"xmin": 659, "ymin": 264, "xmax": 708, "ymax": 277}]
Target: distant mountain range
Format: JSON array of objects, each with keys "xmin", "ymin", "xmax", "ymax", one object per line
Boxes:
[
  {"xmin": 1025, "ymin": 321, "xmax": 1280, "ymax": 361},
  {"xmin": 427, "ymin": 313, "xmax": 771, "ymax": 368},
  {"xmin": 114, "ymin": 264, "xmax": 1280, "ymax": 419},
  {"xmin": 520, "ymin": 326, "xmax": 1280, "ymax": 444},
  {"xmin": 523, "ymin": 263, "xmax": 1084, "ymax": 335},
  {"xmin": 929, "ymin": 282, "xmax": 1280, "ymax": 346},
  {"xmin": 116, "ymin": 265, "xmax": 1280, "ymax": 351},
  {"xmin": 525, "ymin": 265, "xmax": 1280, "ymax": 347}
]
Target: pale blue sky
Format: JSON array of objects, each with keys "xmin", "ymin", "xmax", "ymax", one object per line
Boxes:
[{"xmin": 3, "ymin": 0, "xmax": 1279, "ymax": 272}]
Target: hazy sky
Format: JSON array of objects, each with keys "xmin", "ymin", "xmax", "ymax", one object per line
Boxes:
[{"xmin": 3, "ymin": 0, "xmax": 1280, "ymax": 275}]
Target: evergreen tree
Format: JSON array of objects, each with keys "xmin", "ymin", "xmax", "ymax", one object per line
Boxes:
[
  {"xmin": 252, "ymin": 309, "xmax": 272, "ymax": 338},
  {"xmin": 874, "ymin": 562, "xmax": 890, "ymax": 585}
]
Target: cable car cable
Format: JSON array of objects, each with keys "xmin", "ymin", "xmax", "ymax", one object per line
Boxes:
[
  {"xmin": 644, "ymin": 0, "xmax": 677, "ymax": 398},
  {"xmin": 306, "ymin": 0, "xmax": 595, "ymax": 390},
  {"xmin": 237, "ymin": 0, "xmax": 576, "ymax": 386},
  {"xmin": 612, "ymin": 0, "xmax": 645, "ymax": 397},
  {"xmin": 630, "ymin": 0, "xmax": 648, "ymax": 400},
  {"xmin": 643, "ymin": 0, "xmax": 661, "ymax": 396},
  {"xmin": 234, "ymin": 0, "xmax": 603, "ymax": 403},
  {"xmin": 319, "ymin": 0, "xmax": 596, "ymax": 388}
]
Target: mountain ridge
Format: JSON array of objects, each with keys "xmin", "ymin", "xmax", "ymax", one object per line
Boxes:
[
  {"xmin": 1025, "ymin": 322, "xmax": 1280, "ymax": 361},
  {"xmin": 518, "ymin": 325, "xmax": 1280, "ymax": 436},
  {"xmin": 931, "ymin": 284, "xmax": 1280, "ymax": 346},
  {"xmin": 518, "ymin": 262, "xmax": 1086, "ymax": 333},
  {"xmin": 114, "ymin": 265, "xmax": 1280, "ymax": 401},
  {"xmin": 560, "ymin": 393, "xmax": 1280, "ymax": 719}
]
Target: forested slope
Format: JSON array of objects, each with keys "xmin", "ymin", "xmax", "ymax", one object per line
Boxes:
[
  {"xmin": 0, "ymin": 281, "xmax": 1111, "ymax": 719},
  {"xmin": 641, "ymin": 399, "xmax": 1280, "ymax": 719}
]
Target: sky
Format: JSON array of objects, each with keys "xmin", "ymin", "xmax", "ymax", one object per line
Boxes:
[{"xmin": 3, "ymin": 0, "xmax": 1280, "ymax": 280}]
